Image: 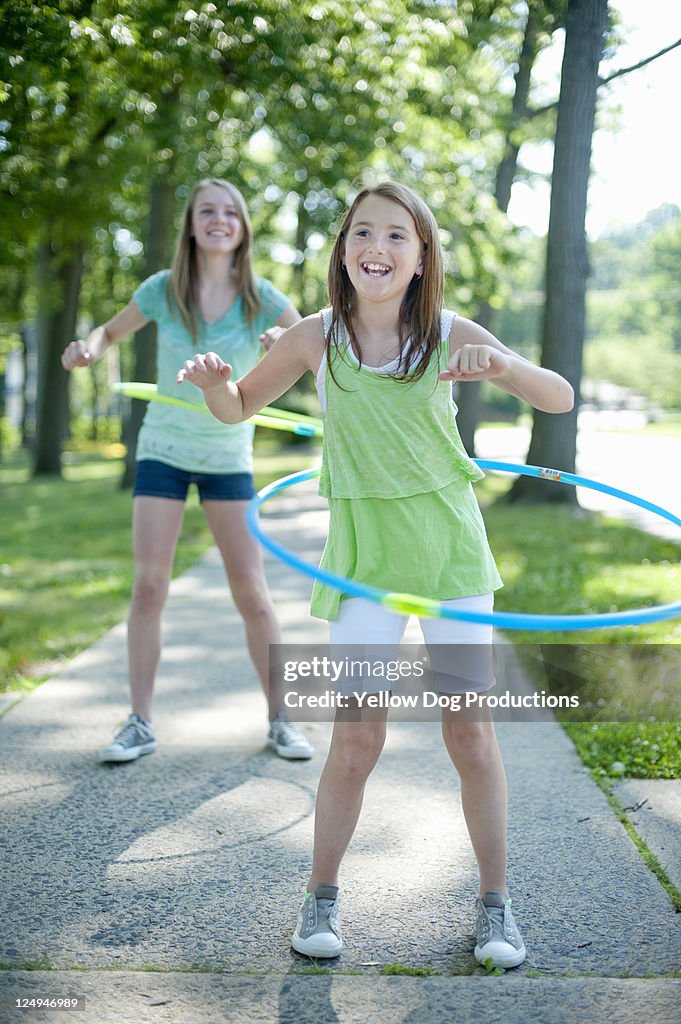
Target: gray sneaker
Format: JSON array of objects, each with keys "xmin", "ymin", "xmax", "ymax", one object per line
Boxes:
[
  {"xmin": 267, "ymin": 716, "xmax": 314, "ymax": 760},
  {"xmin": 474, "ymin": 891, "xmax": 526, "ymax": 969},
  {"xmin": 291, "ymin": 885, "xmax": 342, "ymax": 958},
  {"xmin": 99, "ymin": 713, "xmax": 157, "ymax": 763}
]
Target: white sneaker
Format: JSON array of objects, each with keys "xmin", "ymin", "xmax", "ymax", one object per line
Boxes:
[
  {"xmin": 99, "ymin": 714, "xmax": 157, "ymax": 763},
  {"xmin": 474, "ymin": 891, "xmax": 526, "ymax": 968},
  {"xmin": 267, "ymin": 716, "xmax": 314, "ymax": 760},
  {"xmin": 291, "ymin": 886, "xmax": 343, "ymax": 957}
]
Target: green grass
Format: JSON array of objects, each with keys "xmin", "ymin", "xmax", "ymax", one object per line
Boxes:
[
  {"xmin": 475, "ymin": 475, "xmax": 681, "ymax": 779},
  {"xmin": 478, "ymin": 415, "xmax": 681, "ymax": 437},
  {"xmin": 381, "ymin": 962, "xmax": 436, "ymax": 976},
  {"xmin": 2, "ymin": 445, "xmax": 680, "ymax": 781},
  {"xmin": 629, "ymin": 418, "xmax": 681, "ymax": 437},
  {"xmin": 564, "ymin": 722, "xmax": 681, "ymax": 779},
  {"xmin": 589, "ymin": 420, "xmax": 681, "ymax": 437},
  {"xmin": 0, "ymin": 440, "xmax": 319, "ymax": 694},
  {"xmin": 477, "ymin": 482, "xmax": 681, "ymax": 648}
]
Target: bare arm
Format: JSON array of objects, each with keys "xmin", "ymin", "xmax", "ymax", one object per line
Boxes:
[
  {"xmin": 61, "ymin": 300, "xmax": 148, "ymax": 371},
  {"xmin": 177, "ymin": 313, "xmax": 323, "ymax": 423},
  {"xmin": 258, "ymin": 302, "xmax": 303, "ymax": 352},
  {"xmin": 276, "ymin": 304, "xmax": 303, "ymax": 329},
  {"xmin": 442, "ymin": 317, "xmax": 574, "ymax": 414}
]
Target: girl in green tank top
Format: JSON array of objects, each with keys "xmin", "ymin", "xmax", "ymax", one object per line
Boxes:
[{"xmin": 179, "ymin": 181, "xmax": 574, "ymax": 969}]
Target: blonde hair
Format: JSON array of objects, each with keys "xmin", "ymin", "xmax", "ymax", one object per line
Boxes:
[
  {"xmin": 167, "ymin": 178, "xmax": 260, "ymax": 342},
  {"xmin": 327, "ymin": 181, "xmax": 444, "ymax": 383}
]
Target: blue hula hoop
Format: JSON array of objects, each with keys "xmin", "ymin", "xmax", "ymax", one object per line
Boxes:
[{"xmin": 246, "ymin": 460, "xmax": 681, "ymax": 631}]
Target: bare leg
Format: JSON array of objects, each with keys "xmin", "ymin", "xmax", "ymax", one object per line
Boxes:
[
  {"xmin": 203, "ymin": 500, "xmax": 283, "ymax": 718},
  {"xmin": 308, "ymin": 713, "xmax": 387, "ymax": 889},
  {"xmin": 305, "ymin": 597, "xmax": 403, "ymax": 889},
  {"xmin": 128, "ymin": 496, "xmax": 186, "ymax": 722},
  {"xmin": 441, "ymin": 709, "xmax": 508, "ymax": 895}
]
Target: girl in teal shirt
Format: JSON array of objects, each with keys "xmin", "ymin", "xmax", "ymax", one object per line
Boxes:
[
  {"xmin": 178, "ymin": 181, "xmax": 574, "ymax": 969},
  {"xmin": 62, "ymin": 178, "xmax": 313, "ymax": 764}
]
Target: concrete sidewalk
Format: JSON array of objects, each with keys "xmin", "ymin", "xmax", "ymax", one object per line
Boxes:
[{"xmin": 1, "ymin": 481, "xmax": 680, "ymax": 1023}]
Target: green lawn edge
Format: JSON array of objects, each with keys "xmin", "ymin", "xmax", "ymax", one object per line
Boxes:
[{"xmin": 1, "ymin": 447, "xmax": 679, "ymax": 781}]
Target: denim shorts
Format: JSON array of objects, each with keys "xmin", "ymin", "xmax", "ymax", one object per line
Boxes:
[{"xmin": 133, "ymin": 459, "xmax": 255, "ymax": 502}]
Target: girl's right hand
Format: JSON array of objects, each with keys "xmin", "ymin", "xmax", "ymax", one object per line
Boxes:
[
  {"xmin": 61, "ymin": 340, "xmax": 94, "ymax": 371},
  {"xmin": 177, "ymin": 351, "xmax": 233, "ymax": 391}
]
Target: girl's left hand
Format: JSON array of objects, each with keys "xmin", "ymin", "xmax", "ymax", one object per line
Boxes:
[
  {"xmin": 177, "ymin": 352, "xmax": 233, "ymax": 390},
  {"xmin": 259, "ymin": 326, "xmax": 286, "ymax": 352},
  {"xmin": 438, "ymin": 344, "xmax": 511, "ymax": 382}
]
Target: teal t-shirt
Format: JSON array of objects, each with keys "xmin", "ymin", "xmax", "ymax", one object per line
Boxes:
[{"xmin": 132, "ymin": 270, "xmax": 290, "ymax": 473}]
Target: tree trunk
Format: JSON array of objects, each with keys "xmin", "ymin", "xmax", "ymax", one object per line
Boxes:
[
  {"xmin": 32, "ymin": 240, "xmax": 84, "ymax": 476},
  {"xmin": 292, "ymin": 194, "xmax": 308, "ymax": 313},
  {"xmin": 456, "ymin": 4, "xmax": 542, "ymax": 456},
  {"xmin": 0, "ymin": 367, "xmax": 5, "ymax": 460},
  {"xmin": 120, "ymin": 177, "xmax": 174, "ymax": 488},
  {"xmin": 455, "ymin": 380, "xmax": 481, "ymax": 457},
  {"xmin": 20, "ymin": 325, "xmax": 36, "ymax": 448},
  {"xmin": 506, "ymin": 0, "xmax": 607, "ymax": 504}
]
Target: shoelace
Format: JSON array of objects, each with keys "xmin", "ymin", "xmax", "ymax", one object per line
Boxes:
[
  {"xmin": 274, "ymin": 720, "xmax": 301, "ymax": 744},
  {"xmin": 115, "ymin": 720, "xmax": 148, "ymax": 747},
  {"xmin": 484, "ymin": 905, "xmax": 516, "ymax": 945},
  {"xmin": 306, "ymin": 897, "xmax": 336, "ymax": 930}
]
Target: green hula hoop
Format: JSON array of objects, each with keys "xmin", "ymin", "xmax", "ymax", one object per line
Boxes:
[{"xmin": 110, "ymin": 382, "xmax": 323, "ymax": 437}]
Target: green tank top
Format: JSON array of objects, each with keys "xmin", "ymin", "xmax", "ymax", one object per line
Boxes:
[{"xmin": 318, "ymin": 310, "xmax": 484, "ymax": 499}]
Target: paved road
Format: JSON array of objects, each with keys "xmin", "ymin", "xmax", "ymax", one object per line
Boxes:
[
  {"xmin": 0, "ymin": 481, "xmax": 680, "ymax": 1023},
  {"xmin": 476, "ymin": 424, "xmax": 681, "ymax": 540}
]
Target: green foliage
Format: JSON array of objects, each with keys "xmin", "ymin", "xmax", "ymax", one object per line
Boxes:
[
  {"xmin": 478, "ymin": 480, "xmax": 681, "ymax": 780},
  {"xmin": 480, "ymin": 490, "xmax": 681, "ymax": 647},
  {"xmin": 0, "ymin": 415, "xmax": 20, "ymax": 453},
  {"xmin": 0, "ymin": 329, "xmax": 21, "ymax": 370},
  {"xmin": 585, "ymin": 206, "xmax": 681, "ymax": 408},
  {"xmin": 584, "ymin": 334, "xmax": 681, "ymax": 411},
  {"xmin": 381, "ymin": 962, "xmax": 435, "ymax": 977},
  {"xmin": 588, "ymin": 205, "xmax": 680, "ymax": 291},
  {"xmin": 490, "ymin": 232, "xmax": 545, "ymax": 353},
  {"xmin": 481, "ymin": 956, "xmax": 505, "ymax": 976},
  {"xmin": 586, "ymin": 209, "xmax": 681, "ymax": 350},
  {"xmin": 0, "ymin": 443, "xmax": 319, "ymax": 691},
  {"xmin": 0, "ymin": 453, "xmax": 148, "ymax": 689},
  {"xmin": 1, "ymin": 0, "xmax": 540, "ymax": 336},
  {"xmin": 494, "ymin": 205, "xmax": 681, "ymax": 411},
  {"xmin": 565, "ymin": 722, "xmax": 681, "ymax": 779},
  {"xmin": 648, "ymin": 216, "xmax": 681, "ymax": 348},
  {"xmin": 68, "ymin": 414, "xmax": 122, "ymax": 445},
  {"xmin": 515, "ymin": 641, "xmax": 681, "ymax": 726},
  {"xmin": 1, "ymin": 0, "xmax": 554, "ymax": 463}
]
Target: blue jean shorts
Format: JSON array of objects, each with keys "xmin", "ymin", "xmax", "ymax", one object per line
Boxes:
[{"xmin": 133, "ymin": 459, "xmax": 255, "ymax": 502}]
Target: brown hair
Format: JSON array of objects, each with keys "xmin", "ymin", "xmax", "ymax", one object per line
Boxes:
[
  {"xmin": 326, "ymin": 181, "xmax": 444, "ymax": 383},
  {"xmin": 167, "ymin": 178, "xmax": 260, "ymax": 342}
]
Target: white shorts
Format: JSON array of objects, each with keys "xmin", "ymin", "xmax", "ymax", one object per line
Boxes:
[{"xmin": 329, "ymin": 594, "xmax": 494, "ymax": 696}]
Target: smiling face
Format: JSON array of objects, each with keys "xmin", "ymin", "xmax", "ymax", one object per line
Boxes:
[
  {"xmin": 190, "ymin": 184, "xmax": 245, "ymax": 256},
  {"xmin": 342, "ymin": 192, "xmax": 421, "ymax": 303},
  {"xmin": 342, "ymin": 194, "xmax": 425, "ymax": 303}
]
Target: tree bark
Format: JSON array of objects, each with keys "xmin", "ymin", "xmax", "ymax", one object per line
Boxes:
[
  {"xmin": 506, "ymin": 0, "xmax": 607, "ymax": 504},
  {"xmin": 20, "ymin": 325, "xmax": 35, "ymax": 448},
  {"xmin": 120, "ymin": 177, "xmax": 174, "ymax": 488},
  {"xmin": 291, "ymin": 194, "xmax": 308, "ymax": 314},
  {"xmin": 32, "ymin": 239, "xmax": 84, "ymax": 476}
]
